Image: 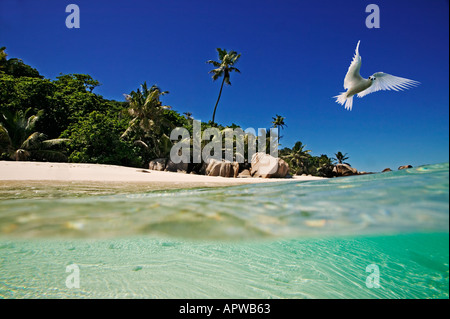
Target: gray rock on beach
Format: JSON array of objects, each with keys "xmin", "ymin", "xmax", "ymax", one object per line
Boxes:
[
  {"xmin": 206, "ymin": 159, "xmax": 239, "ymax": 178},
  {"xmin": 332, "ymin": 163, "xmax": 358, "ymax": 176},
  {"xmin": 238, "ymin": 169, "xmax": 252, "ymax": 178},
  {"xmin": 149, "ymin": 158, "xmax": 167, "ymax": 171},
  {"xmin": 251, "ymin": 153, "xmax": 289, "ymax": 178},
  {"xmin": 165, "ymin": 160, "xmax": 189, "ymax": 173}
]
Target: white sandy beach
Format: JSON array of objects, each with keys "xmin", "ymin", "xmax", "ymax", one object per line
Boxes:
[{"xmin": 0, "ymin": 161, "xmax": 324, "ymax": 185}]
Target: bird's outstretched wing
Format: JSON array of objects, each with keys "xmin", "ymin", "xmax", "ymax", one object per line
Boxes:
[
  {"xmin": 343, "ymin": 40, "xmax": 363, "ymax": 89},
  {"xmin": 357, "ymin": 72, "xmax": 420, "ymax": 98}
]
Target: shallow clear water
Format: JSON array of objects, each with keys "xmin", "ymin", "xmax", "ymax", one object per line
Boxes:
[{"xmin": 0, "ymin": 163, "xmax": 448, "ymax": 298}]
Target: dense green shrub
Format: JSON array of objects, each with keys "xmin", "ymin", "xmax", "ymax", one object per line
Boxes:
[{"xmin": 61, "ymin": 111, "xmax": 142, "ymax": 167}]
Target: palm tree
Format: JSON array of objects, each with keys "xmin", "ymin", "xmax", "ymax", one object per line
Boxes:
[
  {"xmin": 207, "ymin": 48, "xmax": 241, "ymax": 125},
  {"xmin": 121, "ymin": 82, "xmax": 173, "ymax": 158},
  {"xmin": 282, "ymin": 141, "xmax": 312, "ymax": 175},
  {"xmin": 0, "ymin": 109, "xmax": 69, "ymax": 161},
  {"xmin": 316, "ymin": 154, "xmax": 334, "ymax": 177},
  {"xmin": 271, "ymin": 114, "xmax": 286, "ymax": 144},
  {"xmin": 333, "ymin": 151, "xmax": 350, "ymax": 165},
  {"xmin": 183, "ymin": 112, "xmax": 193, "ymax": 120}
]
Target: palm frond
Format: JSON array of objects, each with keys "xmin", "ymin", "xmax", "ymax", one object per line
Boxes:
[
  {"xmin": 120, "ymin": 127, "xmax": 134, "ymax": 140},
  {"xmin": 229, "ymin": 67, "xmax": 241, "ymax": 73},
  {"xmin": 217, "ymin": 48, "xmax": 227, "ymax": 60},
  {"xmin": 209, "ymin": 67, "xmax": 224, "ymax": 75},
  {"xmin": 206, "ymin": 60, "xmax": 221, "ymax": 67},
  {"xmin": 21, "ymin": 132, "xmax": 47, "ymax": 150},
  {"xmin": 26, "ymin": 114, "xmax": 40, "ymax": 132},
  {"xmin": 231, "ymin": 53, "xmax": 241, "ymax": 64},
  {"xmin": 224, "ymin": 73, "xmax": 231, "ymax": 85},
  {"xmin": 40, "ymin": 138, "xmax": 71, "ymax": 149},
  {"xmin": 211, "ymin": 70, "xmax": 224, "ymax": 81},
  {"xmin": 133, "ymin": 140, "xmax": 149, "ymax": 149},
  {"xmin": 0, "ymin": 124, "xmax": 12, "ymax": 152}
]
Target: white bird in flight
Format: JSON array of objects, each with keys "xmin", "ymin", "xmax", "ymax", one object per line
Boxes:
[{"xmin": 335, "ymin": 40, "xmax": 420, "ymax": 111}]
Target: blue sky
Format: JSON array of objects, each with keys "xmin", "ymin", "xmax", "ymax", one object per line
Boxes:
[{"xmin": 0, "ymin": 0, "xmax": 448, "ymax": 172}]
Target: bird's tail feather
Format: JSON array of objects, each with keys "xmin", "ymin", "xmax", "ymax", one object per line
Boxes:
[{"xmin": 334, "ymin": 92, "xmax": 353, "ymax": 111}]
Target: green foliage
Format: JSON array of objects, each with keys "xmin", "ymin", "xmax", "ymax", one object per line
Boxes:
[
  {"xmin": 0, "ymin": 73, "xmax": 55, "ymax": 117},
  {"xmin": 1, "ymin": 46, "xmax": 341, "ymax": 176},
  {"xmin": 121, "ymin": 82, "xmax": 177, "ymax": 163},
  {"xmin": 45, "ymin": 74, "xmax": 108, "ymax": 138},
  {"xmin": 0, "ymin": 48, "xmax": 194, "ymax": 168},
  {"xmin": 53, "ymin": 74, "xmax": 100, "ymax": 93},
  {"xmin": 0, "ymin": 108, "xmax": 69, "ymax": 161},
  {"xmin": 333, "ymin": 151, "xmax": 350, "ymax": 165},
  {"xmin": 0, "ymin": 47, "xmax": 42, "ymax": 78},
  {"xmin": 0, "ymin": 71, "xmax": 107, "ymax": 139},
  {"xmin": 163, "ymin": 109, "xmax": 189, "ymax": 133},
  {"xmin": 2, "ymin": 58, "xmax": 42, "ymax": 78},
  {"xmin": 280, "ymin": 141, "xmax": 335, "ymax": 177},
  {"xmin": 62, "ymin": 111, "xmax": 142, "ymax": 167}
]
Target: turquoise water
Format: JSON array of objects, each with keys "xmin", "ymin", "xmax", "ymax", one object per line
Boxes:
[{"xmin": 0, "ymin": 163, "xmax": 448, "ymax": 298}]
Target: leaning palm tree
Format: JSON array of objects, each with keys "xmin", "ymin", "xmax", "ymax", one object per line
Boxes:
[
  {"xmin": 333, "ymin": 151, "xmax": 350, "ymax": 165},
  {"xmin": 271, "ymin": 114, "xmax": 287, "ymax": 144},
  {"xmin": 0, "ymin": 109, "xmax": 69, "ymax": 161},
  {"xmin": 122, "ymin": 82, "xmax": 173, "ymax": 158},
  {"xmin": 207, "ymin": 48, "xmax": 241, "ymax": 125}
]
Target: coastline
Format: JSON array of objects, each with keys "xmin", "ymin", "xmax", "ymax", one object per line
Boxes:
[{"xmin": 0, "ymin": 161, "xmax": 324, "ymax": 186}]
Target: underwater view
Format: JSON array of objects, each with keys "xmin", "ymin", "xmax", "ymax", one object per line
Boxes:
[{"xmin": 0, "ymin": 163, "xmax": 448, "ymax": 298}]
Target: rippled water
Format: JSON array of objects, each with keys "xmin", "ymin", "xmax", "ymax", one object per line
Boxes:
[{"xmin": 0, "ymin": 163, "xmax": 448, "ymax": 298}]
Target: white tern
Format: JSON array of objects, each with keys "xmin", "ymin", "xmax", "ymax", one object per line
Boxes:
[{"xmin": 335, "ymin": 40, "xmax": 419, "ymax": 111}]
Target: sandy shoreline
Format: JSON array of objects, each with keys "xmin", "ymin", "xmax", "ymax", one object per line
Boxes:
[{"xmin": 0, "ymin": 161, "xmax": 324, "ymax": 186}]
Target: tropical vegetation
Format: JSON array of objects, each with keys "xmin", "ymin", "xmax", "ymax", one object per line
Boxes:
[
  {"xmin": 271, "ymin": 114, "xmax": 286, "ymax": 145},
  {"xmin": 0, "ymin": 108, "xmax": 69, "ymax": 161},
  {"xmin": 333, "ymin": 151, "xmax": 350, "ymax": 165},
  {"xmin": 279, "ymin": 141, "xmax": 335, "ymax": 177},
  {"xmin": 0, "ymin": 46, "xmax": 348, "ymax": 177},
  {"xmin": 207, "ymin": 48, "xmax": 241, "ymax": 125}
]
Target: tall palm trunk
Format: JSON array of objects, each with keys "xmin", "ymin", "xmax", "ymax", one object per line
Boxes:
[{"xmin": 211, "ymin": 76, "xmax": 225, "ymax": 125}]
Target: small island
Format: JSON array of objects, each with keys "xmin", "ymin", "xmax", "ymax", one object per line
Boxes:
[{"xmin": 0, "ymin": 47, "xmax": 411, "ymax": 182}]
